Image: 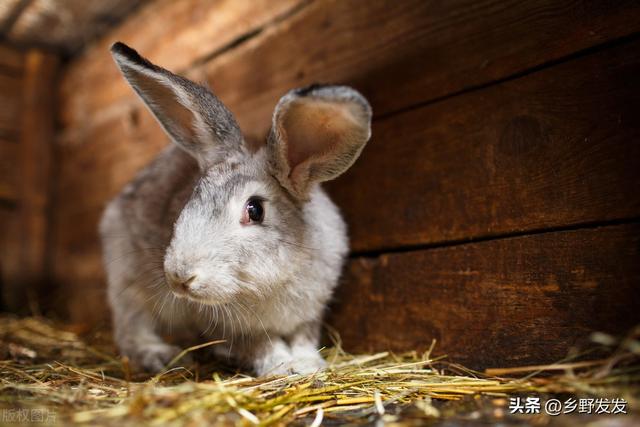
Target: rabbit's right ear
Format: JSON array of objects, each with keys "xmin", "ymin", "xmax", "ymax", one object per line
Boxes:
[
  {"xmin": 268, "ymin": 85, "xmax": 372, "ymax": 199},
  {"xmin": 111, "ymin": 42, "xmax": 246, "ymax": 167}
]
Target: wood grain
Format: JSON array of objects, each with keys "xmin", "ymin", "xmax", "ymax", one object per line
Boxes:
[
  {"xmin": 0, "ymin": 43, "xmax": 23, "ymax": 310},
  {"xmin": 203, "ymin": 0, "xmax": 640, "ymax": 144},
  {"xmin": 1, "ymin": 50, "xmax": 60, "ymax": 313},
  {"xmin": 0, "ymin": 0, "xmax": 26, "ymax": 37},
  {"xmin": 58, "ymin": 0, "xmax": 306, "ymax": 133},
  {"xmin": 53, "ymin": 37, "xmax": 640, "ymax": 254},
  {"xmin": 0, "ymin": 206, "xmax": 21, "ymax": 309},
  {"xmin": 59, "ymin": 0, "xmax": 640, "ymax": 143},
  {"xmin": 51, "ymin": 190, "xmax": 120, "ymax": 288},
  {"xmin": 0, "ymin": 72, "xmax": 22, "ymax": 136},
  {"xmin": 0, "ymin": 139, "xmax": 19, "ymax": 201},
  {"xmin": 50, "ymin": 112, "xmax": 166, "ymax": 290},
  {"xmin": 53, "ymin": 108, "xmax": 167, "ymax": 214},
  {"xmin": 326, "ymin": 37, "xmax": 640, "ymax": 252},
  {"xmin": 5, "ymin": 0, "xmax": 145, "ymax": 54},
  {"xmin": 47, "ymin": 0, "xmax": 640, "ymax": 341},
  {"xmin": 51, "ymin": 1, "xmax": 640, "ymax": 261},
  {"xmin": 0, "ymin": 43, "xmax": 24, "ymax": 73},
  {"xmin": 17, "ymin": 51, "xmax": 59, "ymax": 295},
  {"xmin": 329, "ymin": 223, "xmax": 640, "ymax": 368}
]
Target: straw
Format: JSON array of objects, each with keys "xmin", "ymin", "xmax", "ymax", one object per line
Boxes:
[{"xmin": 1, "ymin": 315, "xmax": 638, "ymax": 425}]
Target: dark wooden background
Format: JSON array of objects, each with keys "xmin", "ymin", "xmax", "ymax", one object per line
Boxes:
[{"xmin": 1, "ymin": 0, "xmax": 639, "ymax": 368}]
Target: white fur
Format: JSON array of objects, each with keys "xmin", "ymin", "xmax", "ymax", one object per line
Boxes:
[{"xmin": 102, "ymin": 43, "xmax": 371, "ymax": 375}]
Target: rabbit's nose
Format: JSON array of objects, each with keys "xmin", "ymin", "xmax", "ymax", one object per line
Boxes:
[{"xmin": 166, "ymin": 272, "xmax": 197, "ymax": 293}]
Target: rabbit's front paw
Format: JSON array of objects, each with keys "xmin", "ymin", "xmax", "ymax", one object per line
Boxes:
[
  {"xmin": 290, "ymin": 353, "xmax": 326, "ymax": 375},
  {"xmin": 256, "ymin": 352, "xmax": 326, "ymax": 376},
  {"xmin": 134, "ymin": 343, "xmax": 185, "ymax": 373},
  {"xmin": 253, "ymin": 339, "xmax": 295, "ymax": 376}
]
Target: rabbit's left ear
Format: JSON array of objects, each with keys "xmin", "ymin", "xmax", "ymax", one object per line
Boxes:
[
  {"xmin": 268, "ymin": 85, "xmax": 372, "ymax": 199},
  {"xmin": 111, "ymin": 42, "xmax": 246, "ymax": 168}
]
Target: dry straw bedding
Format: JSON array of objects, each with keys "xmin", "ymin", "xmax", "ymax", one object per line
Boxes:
[{"xmin": 0, "ymin": 315, "xmax": 638, "ymax": 426}]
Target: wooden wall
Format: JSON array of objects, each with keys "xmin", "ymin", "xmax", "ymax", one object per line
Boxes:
[
  {"xmin": 51, "ymin": 0, "xmax": 640, "ymax": 367},
  {"xmin": 0, "ymin": 43, "xmax": 58, "ymax": 311},
  {"xmin": 0, "ymin": 0, "xmax": 145, "ymax": 55},
  {"xmin": 0, "ymin": 43, "xmax": 24, "ymax": 309}
]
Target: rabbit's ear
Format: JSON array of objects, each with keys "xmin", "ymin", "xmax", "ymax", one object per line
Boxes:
[
  {"xmin": 268, "ymin": 85, "xmax": 372, "ymax": 198},
  {"xmin": 111, "ymin": 42, "xmax": 246, "ymax": 167}
]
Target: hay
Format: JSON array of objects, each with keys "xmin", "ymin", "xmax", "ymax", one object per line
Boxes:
[{"xmin": 0, "ymin": 315, "xmax": 638, "ymax": 426}]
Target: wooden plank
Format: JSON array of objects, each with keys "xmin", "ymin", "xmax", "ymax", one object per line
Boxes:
[
  {"xmin": 0, "ymin": 140, "xmax": 19, "ymax": 201},
  {"xmin": 49, "ymin": 112, "xmax": 165, "ymax": 317},
  {"xmin": 53, "ymin": 36, "xmax": 640, "ymax": 253},
  {"xmin": 328, "ymin": 223, "xmax": 640, "ymax": 368},
  {"xmin": 50, "ymin": 36, "xmax": 640, "ymax": 307},
  {"xmin": 49, "ymin": 1, "xmax": 640, "ymax": 324},
  {"xmin": 49, "ymin": 207, "xmax": 110, "ymax": 325},
  {"xmin": 59, "ymin": 0, "xmax": 640, "ymax": 143},
  {"xmin": 58, "ymin": 0, "xmax": 307, "ymax": 133},
  {"xmin": 0, "ymin": 42, "xmax": 24, "ymax": 73},
  {"xmin": 0, "ymin": 206, "xmax": 22, "ymax": 310},
  {"xmin": 7, "ymin": 0, "xmax": 145, "ymax": 54},
  {"xmin": 51, "ymin": 197, "xmax": 115, "ymax": 287},
  {"xmin": 206, "ymin": 0, "xmax": 640, "ymax": 144},
  {"xmin": 15, "ymin": 50, "xmax": 58, "ymax": 299},
  {"xmin": 53, "ymin": 107, "xmax": 167, "ymax": 212},
  {"xmin": 0, "ymin": 73, "xmax": 23, "ymax": 135},
  {"xmin": 325, "ymin": 37, "xmax": 640, "ymax": 252},
  {"xmin": 0, "ymin": 0, "xmax": 27, "ymax": 38}
]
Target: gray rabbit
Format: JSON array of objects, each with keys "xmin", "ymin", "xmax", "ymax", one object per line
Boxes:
[{"xmin": 100, "ymin": 42, "xmax": 372, "ymax": 376}]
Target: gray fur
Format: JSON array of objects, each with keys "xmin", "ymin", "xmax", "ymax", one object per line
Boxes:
[{"xmin": 101, "ymin": 43, "xmax": 371, "ymax": 375}]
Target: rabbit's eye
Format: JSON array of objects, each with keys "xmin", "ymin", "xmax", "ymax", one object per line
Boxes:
[{"xmin": 242, "ymin": 198, "xmax": 264, "ymax": 224}]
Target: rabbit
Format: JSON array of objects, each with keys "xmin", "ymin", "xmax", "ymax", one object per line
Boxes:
[{"xmin": 99, "ymin": 42, "xmax": 372, "ymax": 376}]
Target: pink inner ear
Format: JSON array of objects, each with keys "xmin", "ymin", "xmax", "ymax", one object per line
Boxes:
[{"xmin": 283, "ymin": 99, "xmax": 359, "ymax": 168}]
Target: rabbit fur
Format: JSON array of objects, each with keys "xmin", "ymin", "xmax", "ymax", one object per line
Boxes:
[{"xmin": 100, "ymin": 42, "xmax": 372, "ymax": 376}]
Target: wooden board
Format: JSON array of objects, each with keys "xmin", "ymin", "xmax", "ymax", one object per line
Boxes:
[
  {"xmin": 0, "ymin": 43, "xmax": 24, "ymax": 73},
  {"xmin": 50, "ymin": 112, "xmax": 166, "ymax": 296},
  {"xmin": 0, "ymin": 50, "xmax": 58, "ymax": 313},
  {"xmin": 52, "ymin": 1, "xmax": 640, "ymax": 270},
  {"xmin": 54, "ymin": 108, "xmax": 167, "ymax": 213},
  {"xmin": 0, "ymin": 139, "xmax": 19, "ymax": 201},
  {"xmin": 0, "ymin": 205, "xmax": 22, "ymax": 309},
  {"xmin": 0, "ymin": 42, "xmax": 23, "ymax": 311},
  {"xmin": 0, "ymin": 0, "xmax": 25, "ymax": 38},
  {"xmin": 328, "ymin": 223, "xmax": 640, "ymax": 368},
  {"xmin": 4, "ymin": 0, "xmax": 145, "ymax": 54},
  {"xmin": 58, "ymin": 0, "xmax": 306, "ymax": 133},
  {"xmin": 0, "ymin": 73, "xmax": 22, "ymax": 136},
  {"xmin": 58, "ymin": 0, "xmax": 640, "ymax": 143},
  {"xmin": 326, "ymin": 37, "xmax": 640, "ymax": 252},
  {"xmin": 53, "ymin": 37, "xmax": 640, "ymax": 254},
  {"xmin": 48, "ymin": 0, "xmax": 640, "ymax": 338},
  {"xmin": 17, "ymin": 51, "xmax": 59, "ymax": 293}
]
